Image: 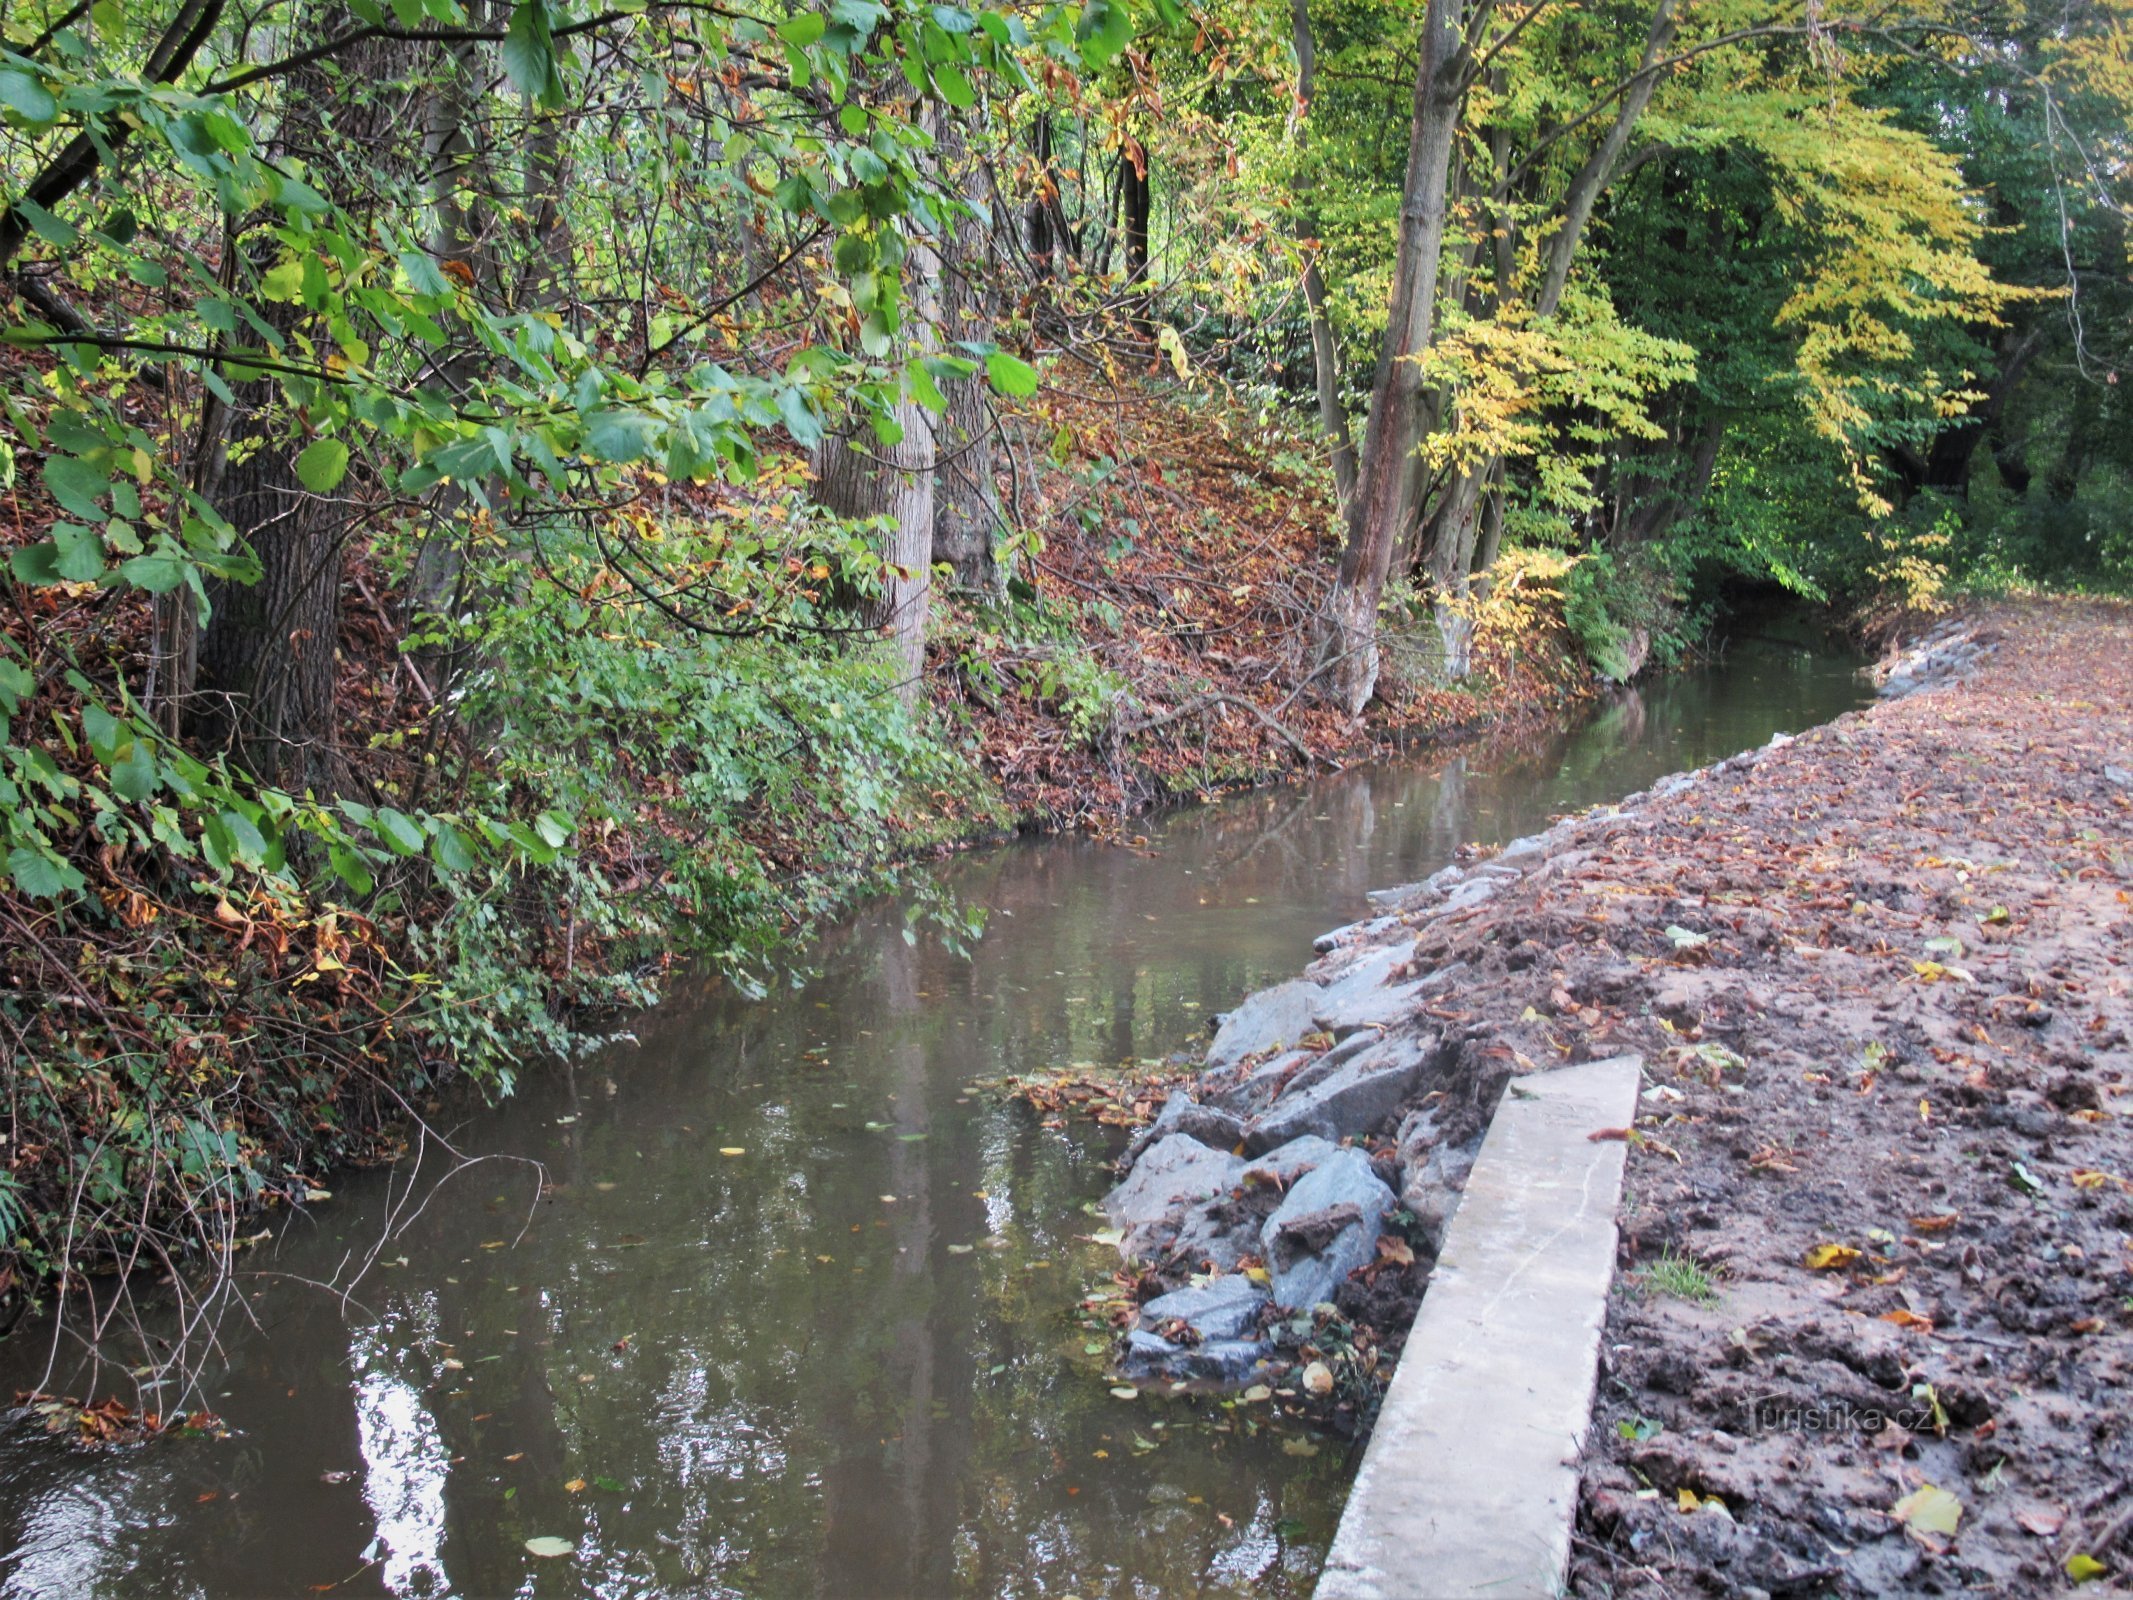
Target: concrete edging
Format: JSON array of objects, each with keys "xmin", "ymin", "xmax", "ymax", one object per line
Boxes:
[{"xmin": 1316, "ymin": 1054, "xmax": 1645, "ymax": 1600}]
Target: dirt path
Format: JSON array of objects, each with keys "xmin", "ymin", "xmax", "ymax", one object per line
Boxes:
[{"xmin": 1432, "ymin": 599, "xmax": 2133, "ymax": 1597}]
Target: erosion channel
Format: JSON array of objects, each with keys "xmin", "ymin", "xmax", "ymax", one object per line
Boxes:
[{"xmin": 0, "ymin": 636, "xmax": 1869, "ymax": 1599}]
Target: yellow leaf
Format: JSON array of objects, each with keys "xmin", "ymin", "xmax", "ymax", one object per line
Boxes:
[
  {"xmin": 1803, "ymin": 1243, "xmax": 1861, "ymax": 1271},
  {"xmin": 2066, "ymin": 1553, "xmax": 2109, "ymax": 1582},
  {"xmin": 1677, "ymin": 1488, "xmax": 1702, "ymax": 1512},
  {"xmin": 564, "ymin": 1477, "xmax": 587, "ymax": 1494},
  {"xmin": 1892, "ymin": 1483, "xmax": 1962, "ymax": 1537}
]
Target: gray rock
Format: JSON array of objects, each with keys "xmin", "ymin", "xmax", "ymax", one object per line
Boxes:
[
  {"xmin": 1138, "ymin": 1274, "xmax": 1269, "ymax": 1342},
  {"xmin": 1124, "ymin": 1094, "xmax": 1245, "ymax": 1165},
  {"xmin": 1309, "ymin": 940, "xmax": 1406, "ymax": 997},
  {"xmin": 1208, "ymin": 1047, "xmax": 1315, "ymax": 1116},
  {"xmin": 1103, "ymin": 1135, "xmax": 1244, "ymax": 1260},
  {"xmin": 1314, "ymin": 978, "xmax": 1429, "ymax": 1038},
  {"xmin": 1245, "ymin": 1031, "xmax": 1438, "ymax": 1151},
  {"xmin": 2106, "ymin": 765, "xmax": 2132, "ymax": 789},
  {"xmin": 1259, "ymin": 1149, "xmax": 1393, "ymax": 1310},
  {"xmin": 1120, "ymin": 1330, "xmax": 1277, "ymax": 1385},
  {"xmin": 1495, "ymin": 833, "xmax": 1549, "ymax": 864},
  {"xmin": 1243, "ymin": 1134, "xmax": 1343, "ymax": 1187},
  {"xmin": 1205, "ymin": 980, "xmax": 1325, "ymax": 1071},
  {"xmin": 1167, "ymin": 1197, "xmax": 1259, "ymax": 1273},
  {"xmin": 1400, "ymin": 1137, "xmax": 1479, "ymax": 1255},
  {"xmin": 1436, "ymin": 876, "xmax": 1502, "ymax": 916}
]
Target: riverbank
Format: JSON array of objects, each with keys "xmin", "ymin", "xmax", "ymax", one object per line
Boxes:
[
  {"xmin": 0, "ymin": 379, "xmax": 1593, "ymax": 1395},
  {"xmin": 1092, "ymin": 596, "xmax": 2131, "ymax": 1596}
]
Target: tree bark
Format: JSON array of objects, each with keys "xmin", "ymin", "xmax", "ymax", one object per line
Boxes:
[
  {"xmin": 816, "ymin": 135, "xmax": 942, "ymax": 704},
  {"xmin": 933, "ymin": 118, "xmax": 1003, "ymax": 596},
  {"xmin": 1290, "ymin": 0, "xmax": 1357, "ymax": 512},
  {"xmin": 1319, "ymin": 0, "xmax": 1465, "ymax": 715},
  {"xmin": 191, "ymin": 23, "xmax": 413, "ymax": 790}
]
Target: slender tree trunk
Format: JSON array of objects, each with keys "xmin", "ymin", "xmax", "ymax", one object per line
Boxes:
[
  {"xmin": 934, "ymin": 118, "xmax": 1003, "ymax": 596},
  {"xmin": 1120, "ymin": 140, "xmax": 1152, "ymax": 345},
  {"xmin": 1319, "ymin": 0, "xmax": 1465, "ymax": 715},
  {"xmin": 816, "ymin": 126, "xmax": 942, "ymax": 703},
  {"xmin": 1290, "ymin": 0, "xmax": 1357, "ymax": 512}
]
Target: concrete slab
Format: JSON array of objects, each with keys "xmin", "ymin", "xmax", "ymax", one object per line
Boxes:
[{"xmin": 1315, "ymin": 1054, "xmax": 1644, "ymax": 1600}]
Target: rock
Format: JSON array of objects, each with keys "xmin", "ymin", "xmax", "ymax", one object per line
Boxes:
[
  {"xmin": 1208, "ymin": 1047, "xmax": 1317, "ymax": 1116},
  {"xmin": 1205, "ymin": 980, "xmax": 1325, "ymax": 1072},
  {"xmin": 1260, "ymin": 1148, "xmax": 1392, "ymax": 1310},
  {"xmin": 1124, "ymin": 1094, "xmax": 1245, "ymax": 1165},
  {"xmin": 1314, "ymin": 978, "xmax": 1429, "ymax": 1038},
  {"xmin": 1400, "ymin": 1136, "xmax": 1479, "ymax": 1255},
  {"xmin": 1495, "ymin": 832, "xmax": 1549, "ymax": 865},
  {"xmin": 1437, "ymin": 876, "xmax": 1503, "ymax": 915},
  {"xmin": 2106, "ymin": 764, "xmax": 2132, "ymax": 788},
  {"xmin": 1120, "ymin": 1330, "xmax": 1277, "ymax": 1385},
  {"xmin": 1245, "ymin": 1031, "xmax": 1438, "ymax": 1151},
  {"xmin": 1138, "ymin": 1274, "xmax": 1269, "ymax": 1343},
  {"xmin": 1308, "ymin": 940, "xmax": 1406, "ymax": 996},
  {"xmin": 1103, "ymin": 1135, "xmax": 1245, "ymax": 1260},
  {"xmin": 1243, "ymin": 1134, "xmax": 1343, "ymax": 1187},
  {"xmin": 1312, "ymin": 914, "xmax": 1401, "ymax": 953}
]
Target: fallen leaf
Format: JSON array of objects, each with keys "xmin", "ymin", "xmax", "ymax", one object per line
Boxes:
[
  {"xmin": 1301, "ymin": 1361, "xmax": 1334, "ymax": 1396},
  {"xmin": 1803, "ymin": 1243, "xmax": 1861, "ymax": 1271},
  {"xmin": 1241, "ymin": 1384, "xmax": 1272, "ymax": 1403},
  {"xmin": 719, "ymin": 1147, "xmax": 746, "ymax": 1156},
  {"xmin": 524, "ymin": 1536, "xmax": 575, "ymax": 1559},
  {"xmin": 2015, "ymin": 1506, "xmax": 2065, "ymax": 1537},
  {"xmin": 2067, "ymin": 1553, "xmax": 2110, "ymax": 1582},
  {"xmin": 1281, "ymin": 1437, "xmax": 1318, "ymax": 1457},
  {"xmin": 1588, "ymin": 1126, "xmax": 1632, "ymax": 1143},
  {"xmin": 1910, "ymin": 1213, "xmax": 1960, "ymax": 1232},
  {"xmin": 564, "ymin": 1477, "xmax": 587, "ymax": 1493},
  {"xmin": 1892, "ymin": 1483, "xmax": 1962, "ymax": 1537},
  {"xmin": 1881, "ymin": 1309, "xmax": 1935, "ymax": 1332},
  {"xmin": 1109, "ymin": 1386, "xmax": 1138, "ymax": 1400}
]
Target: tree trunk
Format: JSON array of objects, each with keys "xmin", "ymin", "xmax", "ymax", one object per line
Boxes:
[
  {"xmin": 1290, "ymin": 0, "xmax": 1357, "ymax": 512},
  {"xmin": 816, "ymin": 142, "xmax": 942, "ymax": 704},
  {"xmin": 1320, "ymin": 0, "xmax": 1465, "ymax": 715},
  {"xmin": 933, "ymin": 119, "xmax": 1003, "ymax": 596},
  {"xmin": 192, "ymin": 22, "xmax": 415, "ymax": 790},
  {"xmin": 192, "ymin": 302, "xmax": 346, "ymax": 792},
  {"xmin": 1120, "ymin": 141, "xmax": 1152, "ymax": 345}
]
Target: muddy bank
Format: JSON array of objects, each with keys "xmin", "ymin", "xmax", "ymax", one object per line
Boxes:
[{"xmin": 1097, "ymin": 598, "xmax": 2132, "ymax": 1595}]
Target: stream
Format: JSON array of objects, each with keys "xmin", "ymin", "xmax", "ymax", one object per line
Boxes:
[{"xmin": 0, "ymin": 636, "xmax": 1870, "ymax": 1599}]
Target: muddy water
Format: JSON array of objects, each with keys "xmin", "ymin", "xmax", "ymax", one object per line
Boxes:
[{"xmin": 0, "ymin": 639, "xmax": 1869, "ymax": 1599}]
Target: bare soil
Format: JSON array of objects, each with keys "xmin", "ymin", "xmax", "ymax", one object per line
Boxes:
[{"xmin": 1362, "ymin": 598, "xmax": 2131, "ymax": 1596}]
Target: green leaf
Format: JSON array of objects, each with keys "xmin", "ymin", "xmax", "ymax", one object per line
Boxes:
[
  {"xmin": 501, "ymin": 1, "xmax": 566, "ymax": 107},
  {"xmin": 533, "ymin": 810, "xmax": 570, "ymax": 849},
  {"xmin": 8, "ymin": 845, "xmax": 80, "ymax": 899},
  {"xmin": 10, "ymin": 542, "xmax": 63, "ymax": 585},
  {"xmin": 930, "ymin": 61, "xmax": 975, "ymax": 108},
  {"xmin": 0, "ymin": 69, "xmax": 59, "ymax": 126},
  {"xmin": 295, "ymin": 438, "xmax": 351, "ymax": 493},
  {"xmin": 52, "ymin": 522, "xmax": 106, "ymax": 583},
  {"xmin": 44, "ymin": 456, "xmax": 110, "ymax": 520},
  {"xmin": 428, "ymin": 823, "xmax": 476, "ymax": 875},
  {"xmin": 778, "ymin": 12, "xmax": 826, "ymax": 44},
  {"xmin": 777, "ymin": 386, "xmax": 822, "ymax": 448},
  {"xmin": 109, "ymin": 740, "xmax": 157, "ymax": 804},
  {"xmin": 984, "ymin": 351, "xmax": 1038, "ymax": 398},
  {"xmin": 119, "ymin": 552, "xmax": 190, "ymax": 593},
  {"xmin": 328, "ymin": 842, "xmax": 375, "ymax": 897},
  {"xmin": 583, "ymin": 409, "xmax": 650, "ymax": 464},
  {"xmin": 372, "ymin": 807, "xmax": 426, "ymax": 856}
]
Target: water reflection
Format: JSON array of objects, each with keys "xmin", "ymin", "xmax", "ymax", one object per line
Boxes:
[
  {"xmin": 350, "ymin": 1305, "xmax": 450, "ymax": 1596},
  {"xmin": 0, "ymin": 640, "xmax": 1868, "ymax": 1598}
]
